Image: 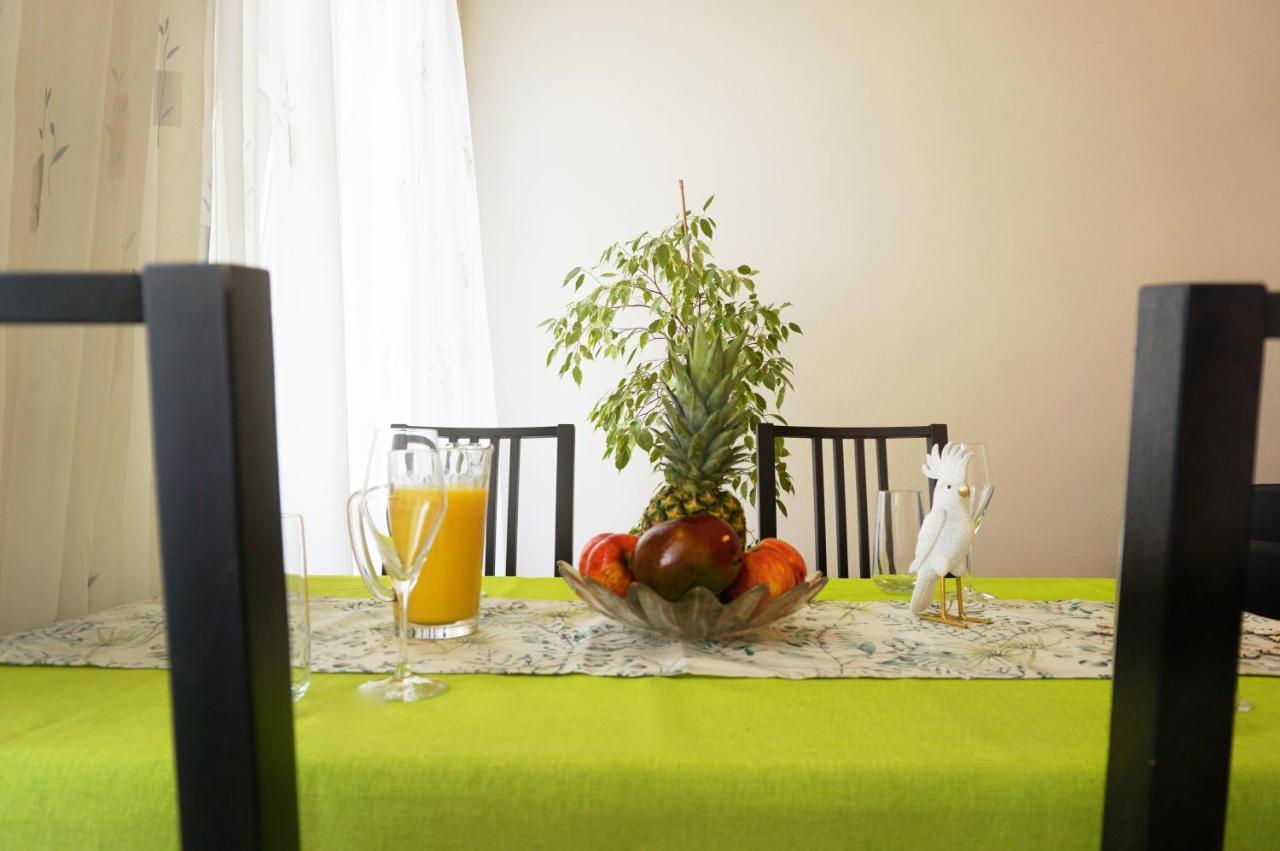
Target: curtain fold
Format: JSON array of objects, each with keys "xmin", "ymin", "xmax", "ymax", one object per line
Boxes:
[
  {"xmin": 0, "ymin": 0, "xmax": 214, "ymax": 635},
  {"xmin": 211, "ymin": 0, "xmax": 497, "ymax": 574}
]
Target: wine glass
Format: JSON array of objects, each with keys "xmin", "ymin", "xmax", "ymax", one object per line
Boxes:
[
  {"xmin": 280, "ymin": 513, "xmax": 311, "ymax": 702},
  {"xmin": 965, "ymin": 443, "xmax": 994, "ymax": 531},
  {"xmin": 347, "ymin": 433, "xmax": 448, "ymax": 702},
  {"xmin": 960, "ymin": 442, "xmax": 994, "ymax": 601},
  {"xmin": 351, "ymin": 425, "xmax": 440, "ymax": 605},
  {"xmin": 360, "ymin": 426, "xmax": 441, "ymax": 489}
]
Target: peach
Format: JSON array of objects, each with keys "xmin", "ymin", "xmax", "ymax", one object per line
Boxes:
[
  {"xmin": 577, "ymin": 533, "xmax": 613, "ymax": 574},
  {"xmin": 757, "ymin": 538, "xmax": 807, "ymax": 585},
  {"xmin": 724, "ymin": 545, "xmax": 797, "ymax": 601},
  {"xmin": 580, "ymin": 533, "xmax": 637, "ymax": 597}
]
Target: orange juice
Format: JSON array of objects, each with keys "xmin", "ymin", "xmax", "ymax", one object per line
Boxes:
[
  {"xmin": 403, "ymin": 486, "xmax": 488, "ymax": 625},
  {"xmin": 389, "ymin": 487, "xmax": 443, "ymax": 575}
]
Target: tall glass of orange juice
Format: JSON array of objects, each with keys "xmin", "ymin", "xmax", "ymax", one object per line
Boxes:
[{"xmin": 402, "ymin": 442, "xmax": 491, "ymax": 639}]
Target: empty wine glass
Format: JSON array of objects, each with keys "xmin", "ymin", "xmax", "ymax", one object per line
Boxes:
[
  {"xmin": 361, "ymin": 426, "xmax": 440, "ymax": 489},
  {"xmin": 280, "ymin": 513, "xmax": 311, "ymax": 702},
  {"xmin": 959, "ymin": 442, "xmax": 995, "ymax": 601},
  {"xmin": 348, "ymin": 433, "xmax": 448, "ymax": 702},
  {"xmin": 965, "ymin": 443, "xmax": 994, "ymax": 531}
]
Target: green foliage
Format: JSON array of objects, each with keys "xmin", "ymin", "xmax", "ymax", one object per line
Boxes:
[{"xmin": 540, "ymin": 197, "xmax": 799, "ymax": 508}]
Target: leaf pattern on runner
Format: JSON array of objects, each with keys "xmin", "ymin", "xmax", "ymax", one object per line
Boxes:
[{"xmin": 2, "ymin": 597, "xmax": 1277, "ymax": 680}]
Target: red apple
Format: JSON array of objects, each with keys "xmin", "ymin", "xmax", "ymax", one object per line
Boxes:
[
  {"xmin": 580, "ymin": 533, "xmax": 637, "ymax": 597},
  {"xmin": 630, "ymin": 515, "xmax": 742, "ymax": 602},
  {"xmin": 725, "ymin": 545, "xmax": 798, "ymax": 601},
  {"xmin": 756, "ymin": 538, "xmax": 807, "ymax": 585}
]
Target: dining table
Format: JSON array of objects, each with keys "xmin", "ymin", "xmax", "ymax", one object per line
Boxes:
[{"xmin": 1, "ymin": 575, "xmax": 1277, "ymax": 850}]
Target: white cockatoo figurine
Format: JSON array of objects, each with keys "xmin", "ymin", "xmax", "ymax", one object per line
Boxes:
[{"xmin": 908, "ymin": 442, "xmax": 990, "ymax": 628}]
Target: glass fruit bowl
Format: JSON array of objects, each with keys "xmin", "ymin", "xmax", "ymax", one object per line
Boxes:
[{"xmin": 557, "ymin": 561, "xmax": 828, "ymax": 641}]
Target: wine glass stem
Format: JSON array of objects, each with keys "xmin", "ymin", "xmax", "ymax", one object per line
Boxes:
[{"xmin": 393, "ymin": 579, "xmax": 412, "ymax": 681}]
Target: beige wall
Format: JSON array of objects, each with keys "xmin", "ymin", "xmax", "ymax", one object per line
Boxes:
[{"xmin": 460, "ymin": 0, "xmax": 1280, "ymax": 577}]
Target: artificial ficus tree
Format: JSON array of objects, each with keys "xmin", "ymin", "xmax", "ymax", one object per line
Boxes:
[{"xmin": 541, "ymin": 184, "xmax": 800, "ymax": 516}]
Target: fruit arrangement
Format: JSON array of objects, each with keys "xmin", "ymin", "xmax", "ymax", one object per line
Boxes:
[
  {"xmin": 547, "ymin": 183, "xmax": 814, "ymax": 625},
  {"xmin": 564, "ymin": 525, "xmax": 820, "ymax": 640},
  {"xmin": 578, "ymin": 521, "xmax": 808, "ymax": 604}
]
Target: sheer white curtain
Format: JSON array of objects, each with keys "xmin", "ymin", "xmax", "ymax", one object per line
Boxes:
[
  {"xmin": 211, "ymin": 0, "xmax": 496, "ymax": 573},
  {"xmin": 0, "ymin": 0, "xmax": 215, "ymax": 634}
]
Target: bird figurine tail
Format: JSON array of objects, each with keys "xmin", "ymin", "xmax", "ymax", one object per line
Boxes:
[{"xmin": 910, "ymin": 572, "xmax": 937, "ymax": 614}]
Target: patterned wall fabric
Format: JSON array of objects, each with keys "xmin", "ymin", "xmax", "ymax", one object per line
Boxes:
[{"xmin": 0, "ymin": 0, "xmax": 212, "ymax": 634}]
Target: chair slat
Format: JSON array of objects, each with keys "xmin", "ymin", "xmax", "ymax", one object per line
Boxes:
[
  {"xmin": 853, "ymin": 438, "xmax": 870, "ymax": 579},
  {"xmin": 832, "ymin": 439, "xmax": 849, "ymax": 579},
  {"xmin": 552, "ymin": 424, "xmax": 576, "ymax": 571},
  {"xmin": 926, "ymin": 424, "xmax": 948, "ymax": 505},
  {"xmin": 874, "ymin": 437, "xmax": 889, "ymax": 492},
  {"xmin": 0, "ymin": 273, "xmax": 143, "ymax": 323},
  {"xmin": 484, "ymin": 439, "xmax": 500, "ymax": 577},
  {"xmin": 505, "ymin": 437, "xmax": 522, "ymax": 577},
  {"xmin": 756, "ymin": 422, "xmax": 778, "ymax": 540},
  {"xmin": 811, "ymin": 438, "xmax": 827, "ymax": 574}
]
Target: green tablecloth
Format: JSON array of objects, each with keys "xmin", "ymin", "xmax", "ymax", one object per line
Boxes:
[{"xmin": 1, "ymin": 577, "xmax": 1276, "ymax": 850}]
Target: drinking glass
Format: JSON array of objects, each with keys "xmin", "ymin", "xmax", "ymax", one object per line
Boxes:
[
  {"xmin": 402, "ymin": 442, "xmax": 492, "ymax": 639},
  {"xmin": 961, "ymin": 442, "xmax": 995, "ymax": 600},
  {"xmin": 871, "ymin": 490, "xmax": 926, "ymax": 594},
  {"xmin": 281, "ymin": 513, "xmax": 311, "ymax": 702},
  {"xmin": 347, "ymin": 435, "xmax": 449, "ymax": 702},
  {"xmin": 965, "ymin": 443, "xmax": 994, "ymax": 531}
]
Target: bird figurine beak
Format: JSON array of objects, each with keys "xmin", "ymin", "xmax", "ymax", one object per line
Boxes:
[{"xmin": 957, "ymin": 484, "xmax": 971, "ymax": 498}]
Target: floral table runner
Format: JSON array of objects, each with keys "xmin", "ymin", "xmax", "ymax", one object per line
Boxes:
[{"xmin": 2, "ymin": 596, "xmax": 1278, "ymax": 679}]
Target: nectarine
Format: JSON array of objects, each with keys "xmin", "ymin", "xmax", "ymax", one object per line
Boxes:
[
  {"xmin": 577, "ymin": 533, "xmax": 613, "ymax": 574},
  {"xmin": 725, "ymin": 545, "xmax": 797, "ymax": 601},
  {"xmin": 580, "ymin": 533, "xmax": 637, "ymax": 597},
  {"xmin": 757, "ymin": 538, "xmax": 806, "ymax": 585}
]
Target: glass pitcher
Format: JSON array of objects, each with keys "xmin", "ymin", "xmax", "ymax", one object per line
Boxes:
[
  {"xmin": 403, "ymin": 442, "xmax": 492, "ymax": 638},
  {"xmin": 352, "ymin": 440, "xmax": 492, "ymax": 640}
]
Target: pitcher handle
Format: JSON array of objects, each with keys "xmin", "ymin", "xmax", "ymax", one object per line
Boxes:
[{"xmin": 347, "ymin": 487, "xmax": 395, "ymax": 602}]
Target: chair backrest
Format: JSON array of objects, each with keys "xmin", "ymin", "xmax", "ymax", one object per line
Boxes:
[
  {"xmin": 1104, "ymin": 283, "xmax": 1278, "ymax": 849},
  {"xmin": 1247, "ymin": 484, "xmax": 1280, "ymax": 621},
  {"xmin": 1252, "ymin": 484, "xmax": 1280, "ymax": 543},
  {"xmin": 0, "ymin": 266, "xmax": 298, "ymax": 850},
  {"xmin": 392, "ymin": 424, "xmax": 575, "ymax": 576},
  {"xmin": 756, "ymin": 422, "xmax": 948, "ymax": 578}
]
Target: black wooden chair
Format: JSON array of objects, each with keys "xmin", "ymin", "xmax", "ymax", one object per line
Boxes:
[
  {"xmin": 1103, "ymin": 283, "xmax": 1279, "ymax": 849},
  {"xmin": 1247, "ymin": 484, "xmax": 1280, "ymax": 620},
  {"xmin": 392, "ymin": 424, "xmax": 575, "ymax": 575},
  {"xmin": 0, "ymin": 267, "xmax": 298, "ymax": 850},
  {"xmin": 756, "ymin": 422, "xmax": 949, "ymax": 578}
]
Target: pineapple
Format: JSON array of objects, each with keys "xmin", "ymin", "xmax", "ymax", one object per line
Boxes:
[
  {"xmin": 544, "ymin": 191, "xmax": 800, "ymax": 547},
  {"xmin": 637, "ymin": 328, "xmax": 750, "ymax": 542}
]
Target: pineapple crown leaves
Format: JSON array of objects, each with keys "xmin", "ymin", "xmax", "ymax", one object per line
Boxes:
[
  {"xmin": 656, "ymin": 330, "xmax": 752, "ymax": 490},
  {"xmin": 541, "ymin": 194, "xmax": 802, "ymax": 509}
]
